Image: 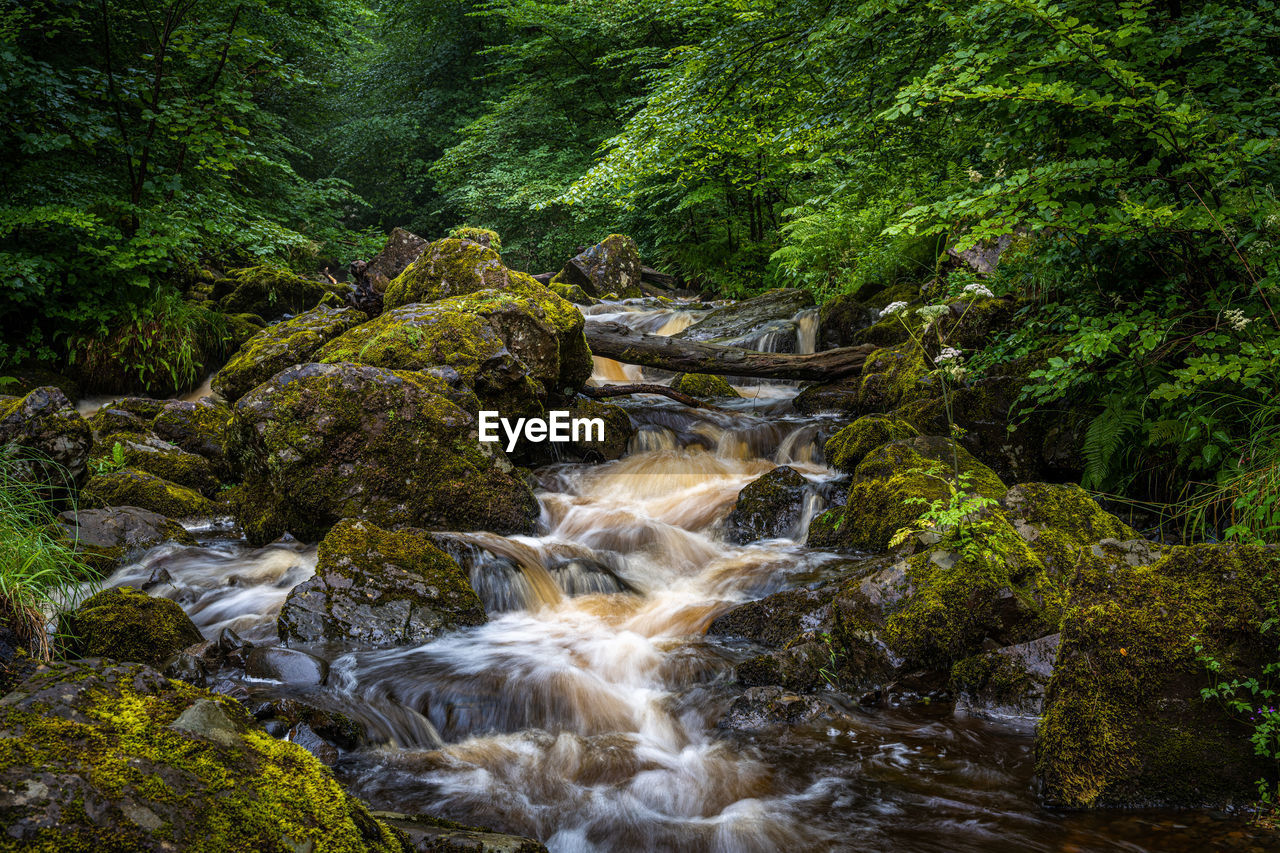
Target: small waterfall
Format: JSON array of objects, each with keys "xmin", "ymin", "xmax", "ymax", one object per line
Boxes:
[{"xmin": 794, "ymin": 307, "xmax": 819, "ymax": 354}]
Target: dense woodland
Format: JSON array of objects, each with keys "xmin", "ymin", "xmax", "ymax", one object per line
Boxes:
[{"xmin": 5, "ymin": 0, "xmax": 1280, "ymax": 846}]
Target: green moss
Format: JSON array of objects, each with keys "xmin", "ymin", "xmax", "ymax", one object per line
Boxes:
[
  {"xmin": 950, "ymin": 650, "xmax": 1036, "ymax": 707},
  {"xmin": 0, "ymin": 661, "xmax": 404, "ymax": 852},
  {"xmin": 1037, "ymin": 543, "xmax": 1280, "ymax": 808},
  {"xmin": 87, "ymin": 407, "xmax": 148, "ymax": 437},
  {"xmin": 216, "ymin": 265, "xmax": 329, "ymax": 317},
  {"xmin": 567, "ymin": 398, "xmax": 632, "ymax": 460},
  {"xmin": 61, "ymin": 587, "xmax": 203, "ymax": 666},
  {"xmin": 90, "ymin": 433, "xmax": 220, "ymax": 496},
  {"xmin": 383, "ymin": 238, "xmax": 518, "ymax": 309},
  {"xmin": 212, "ymin": 306, "xmax": 367, "ymax": 402},
  {"xmin": 857, "ymin": 341, "xmax": 933, "ymax": 412},
  {"xmin": 81, "ymin": 468, "xmax": 217, "ymax": 518},
  {"xmin": 670, "ymin": 373, "xmax": 740, "ymax": 399},
  {"xmin": 447, "ymin": 226, "xmax": 501, "ymax": 250},
  {"xmin": 824, "ymin": 414, "xmax": 918, "ymax": 474},
  {"xmin": 150, "ymin": 401, "xmax": 231, "ymax": 466},
  {"xmin": 548, "ymin": 279, "xmax": 594, "ymax": 304}
]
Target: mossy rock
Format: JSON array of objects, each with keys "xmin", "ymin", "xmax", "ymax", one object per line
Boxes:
[
  {"xmin": 212, "ymin": 306, "xmax": 368, "ymax": 403},
  {"xmin": 56, "ymin": 507, "xmax": 196, "ymax": 575},
  {"xmin": 1037, "ymin": 543, "xmax": 1280, "ymax": 808},
  {"xmin": 108, "ymin": 397, "xmax": 170, "ymax": 421},
  {"xmin": 81, "ymin": 468, "xmax": 217, "ymax": 519},
  {"xmin": 150, "ymin": 399, "xmax": 232, "ymax": 470},
  {"xmin": 999, "ymin": 482, "xmax": 1137, "ymax": 574},
  {"xmin": 670, "ymin": 372, "xmax": 740, "ymax": 399},
  {"xmin": 225, "ymin": 312, "xmax": 267, "ymax": 347},
  {"xmin": 550, "ymin": 234, "xmax": 641, "ymax": 298},
  {"xmin": 316, "ymin": 303, "xmax": 544, "ymax": 418},
  {"xmin": 724, "ymin": 465, "xmax": 808, "ymax": 544},
  {"xmin": 950, "ymin": 633, "xmax": 1059, "ymax": 717},
  {"xmin": 851, "ymin": 312, "xmax": 912, "ymax": 348},
  {"xmin": 227, "ymin": 362, "xmax": 539, "ymax": 545},
  {"xmin": 448, "ymin": 225, "xmax": 501, "ymax": 250},
  {"xmin": 62, "ymin": 587, "xmax": 203, "ymax": 666},
  {"xmin": 824, "ymin": 414, "xmax": 918, "ymax": 474},
  {"xmin": 808, "ymin": 435, "xmax": 1006, "ymax": 552},
  {"xmin": 91, "ymin": 432, "xmax": 220, "ymax": 496},
  {"xmin": 0, "ymin": 386, "xmax": 92, "ymax": 485},
  {"xmin": 0, "ymin": 660, "xmax": 405, "ymax": 851},
  {"xmin": 793, "ymin": 377, "xmax": 862, "ymax": 415},
  {"xmin": 548, "ymin": 279, "xmax": 595, "ymax": 305},
  {"xmin": 383, "ymin": 237, "xmax": 524, "ymax": 309},
  {"xmin": 857, "ymin": 341, "xmax": 933, "ymax": 413},
  {"xmin": 87, "ymin": 405, "xmax": 149, "ymax": 437},
  {"xmin": 433, "ymin": 280, "xmax": 593, "ymax": 397},
  {"xmin": 216, "ymin": 265, "xmax": 331, "ymax": 318},
  {"xmin": 929, "ymin": 296, "xmax": 1018, "ymax": 352},
  {"xmin": 817, "ymin": 293, "xmax": 875, "ymax": 350},
  {"xmin": 278, "ymin": 519, "xmax": 486, "ymax": 649},
  {"xmin": 566, "ymin": 398, "xmax": 633, "ymax": 461}
]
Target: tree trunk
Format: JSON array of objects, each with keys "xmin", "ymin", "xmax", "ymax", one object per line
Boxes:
[{"xmin": 585, "ymin": 321, "xmax": 876, "ymax": 380}]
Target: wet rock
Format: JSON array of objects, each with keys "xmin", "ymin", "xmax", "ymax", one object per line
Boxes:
[
  {"xmin": 362, "ymin": 227, "xmax": 429, "ymax": 294},
  {"xmin": 212, "ymin": 305, "xmax": 368, "ymax": 402},
  {"xmin": 57, "ymin": 506, "xmax": 195, "ymax": 574},
  {"xmin": 245, "ymin": 646, "xmax": 329, "ymax": 685},
  {"xmin": 717, "ymin": 686, "xmax": 844, "ymax": 731},
  {"xmin": 793, "ymin": 377, "xmax": 862, "ymax": 415},
  {"xmin": 215, "ymin": 264, "xmax": 333, "ymax": 318},
  {"xmin": 551, "ymin": 234, "xmax": 642, "ymax": 298},
  {"xmin": 0, "ymin": 386, "xmax": 92, "ymax": 484},
  {"xmin": 0, "ymin": 660, "xmax": 405, "ymax": 852},
  {"xmin": 808, "ymin": 435, "xmax": 1006, "ymax": 552},
  {"xmin": 227, "ymin": 362, "xmax": 540, "ymax": 545},
  {"xmin": 90, "ymin": 431, "xmax": 221, "ymax": 495},
  {"xmin": 316, "ymin": 302, "xmax": 545, "ymax": 417},
  {"xmin": 383, "ymin": 237, "xmax": 528, "ymax": 309},
  {"xmin": 278, "ymin": 519, "xmax": 486, "ymax": 649},
  {"xmin": 150, "ymin": 398, "xmax": 232, "ymax": 471},
  {"xmin": 670, "ymin": 372, "xmax": 740, "ymax": 399},
  {"xmin": 61, "ymin": 586, "xmax": 204, "ymax": 666},
  {"xmin": 675, "ymin": 289, "xmax": 814, "ymax": 349},
  {"xmin": 951, "ymin": 633, "xmax": 1059, "ymax": 718},
  {"xmin": 251, "ymin": 697, "xmax": 364, "ymax": 750},
  {"xmin": 823, "ymin": 414, "xmax": 918, "ymax": 474},
  {"xmin": 88, "ymin": 405, "xmax": 148, "ymax": 436},
  {"xmin": 723, "ymin": 465, "xmax": 808, "ymax": 544},
  {"xmin": 1037, "ymin": 542, "xmax": 1280, "ymax": 809},
  {"xmin": 564, "ymin": 398, "xmax": 633, "ymax": 462},
  {"xmin": 374, "ymin": 811, "xmax": 550, "ymax": 853},
  {"xmin": 287, "ymin": 722, "xmax": 339, "ymax": 765},
  {"xmin": 709, "ymin": 585, "xmax": 840, "ymax": 647},
  {"xmin": 817, "ymin": 293, "xmax": 876, "ymax": 350},
  {"xmin": 81, "ymin": 467, "xmax": 217, "ymax": 519}
]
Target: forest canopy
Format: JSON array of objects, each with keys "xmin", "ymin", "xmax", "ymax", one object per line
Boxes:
[{"xmin": 4, "ymin": 0, "xmax": 1280, "ymax": 535}]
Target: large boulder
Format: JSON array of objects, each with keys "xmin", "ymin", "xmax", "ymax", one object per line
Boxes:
[
  {"xmin": 279, "ymin": 519, "xmax": 486, "ymax": 649},
  {"xmin": 150, "ymin": 398, "xmax": 233, "ymax": 472},
  {"xmin": 362, "ymin": 227, "xmax": 429, "ymax": 294},
  {"xmin": 81, "ymin": 468, "xmax": 217, "ymax": 519},
  {"xmin": 57, "ymin": 506, "xmax": 195, "ymax": 573},
  {"xmin": 1037, "ymin": 542, "xmax": 1280, "ymax": 809},
  {"xmin": 808, "ymin": 436, "xmax": 1006, "ymax": 552},
  {"xmin": 550, "ymin": 234, "xmax": 641, "ymax": 298},
  {"xmin": 90, "ymin": 431, "xmax": 220, "ymax": 496},
  {"xmin": 675, "ymin": 289, "xmax": 814, "ymax": 351},
  {"xmin": 0, "ymin": 386, "xmax": 92, "ymax": 484},
  {"xmin": 0, "ymin": 661, "xmax": 405, "ymax": 852},
  {"xmin": 61, "ymin": 586, "xmax": 203, "ymax": 666},
  {"xmin": 817, "ymin": 294, "xmax": 876, "ymax": 350},
  {"xmin": 315, "ymin": 303, "xmax": 544, "ymax": 417},
  {"xmin": 228, "ymin": 362, "xmax": 539, "ymax": 545},
  {"xmin": 212, "ymin": 306, "xmax": 367, "ymax": 402},
  {"xmin": 215, "ymin": 265, "xmax": 332, "ymax": 318},
  {"xmin": 823, "ymin": 414, "xmax": 918, "ymax": 474},
  {"xmin": 723, "ymin": 466, "xmax": 809, "ymax": 544},
  {"xmin": 383, "ymin": 238, "xmax": 523, "ymax": 309}
]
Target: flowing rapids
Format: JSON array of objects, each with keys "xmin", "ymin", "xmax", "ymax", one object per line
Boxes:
[{"xmin": 95, "ymin": 300, "xmax": 1267, "ymax": 852}]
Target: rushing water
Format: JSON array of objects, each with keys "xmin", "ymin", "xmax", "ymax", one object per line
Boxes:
[{"xmin": 94, "ymin": 298, "xmax": 1271, "ymax": 852}]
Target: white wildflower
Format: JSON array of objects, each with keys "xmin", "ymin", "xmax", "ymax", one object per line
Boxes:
[
  {"xmin": 943, "ymin": 363, "xmax": 968, "ymax": 381},
  {"xmin": 934, "ymin": 347, "xmax": 963, "ymax": 364},
  {"xmin": 962, "ymin": 282, "xmax": 994, "ymax": 298},
  {"xmin": 916, "ymin": 304, "xmax": 949, "ymax": 329},
  {"xmin": 1224, "ymin": 308, "xmax": 1252, "ymax": 331},
  {"xmin": 966, "ymin": 167, "xmax": 983, "ymax": 183},
  {"xmin": 880, "ymin": 301, "xmax": 909, "ymax": 317}
]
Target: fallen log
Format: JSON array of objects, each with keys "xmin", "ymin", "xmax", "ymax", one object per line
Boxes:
[
  {"xmin": 584, "ymin": 320, "xmax": 877, "ymax": 380},
  {"xmin": 579, "ymin": 383, "xmax": 711, "ymax": 409},
  {"xmin": 640, "ymin": 266, "xmax": 679, "ymax": 290}
]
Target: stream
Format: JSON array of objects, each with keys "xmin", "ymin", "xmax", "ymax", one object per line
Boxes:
[{"xmin": 92, "ymin": 299, "xmax": 1270, "ymax": 852}]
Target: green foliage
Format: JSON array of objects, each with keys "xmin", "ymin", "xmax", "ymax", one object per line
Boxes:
[
  {"xmin": 0, "ymin": 449, "xmax": 97, "ymax": 661},
  {"xmin": 90, "ymin": 443, "xmax": 128, "ymax": 479},
  {"xmin": 888, "ymin": 466, "xmax": 1003, "ymax": 563}
]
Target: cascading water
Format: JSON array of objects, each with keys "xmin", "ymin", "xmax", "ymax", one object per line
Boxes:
[{"xmin": 89, "ymin": 296, "xmax": 1269, "ymax": 852}]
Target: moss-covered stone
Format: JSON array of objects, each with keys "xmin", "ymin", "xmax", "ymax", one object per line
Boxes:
[
  {"xmin": 1037, "ymin": 543, "xmax": 1280, "ymax": 808},
  {"xmin": 448, "ymin": 225, "xmax": 501, "ymax": 250},
  {"xmin": 851, "ymin": 313, "xmax": 913, "ymax": 348},
  {"xmin": 548, "ymin": 280, "xmax": 595, "ymax": 305},
  {"xmin": 227, "ymin": 362, "xmax": 539, "ymax": 545},
  {"xmin": 150, "ymin": 399, "xmax": 232, "ymax": 470},
  {"xmin": 793, "ymin": 377, "xmax": 862, "ymax": 415},
  {"xmin": 81, "ymin": 468, "xmax": 217, "ymax": 519},
  {"xmin": 551, "ymin": 234, "xmax": 641, "ymax": 298},
  {"xmin": 90, "ymin": 432, "xmax": 220, "ymax": 496},
  {"xmin": 316, "ymin": 303, "xmax": 544, "ymax": 417},
  {"xmin": 0, "ymin": 660, "xmax": 405, "ymax": 852},
  {"xmin": 278, "ymin": 519, "xmax": 486, "ymax": 649},
  {"xmin": 62, "ymin": 587, "xmax": 203, "ymax": 666},
  {"xmin": 0, "ymin": 386, "xmax": 92, "ymax": 484},
  {"xmin": 383, "ymin": 237, "xmax": 522, "ymax": 309},
  {"xmin": 824, "ymin": 414, "xmax": 919, "ymax": 474},
  {"xmin": 566, "ymin": 398, "xmax": 632, "ymax": 461},
  {"xmin": 724, "ymin": 466, "xmax": 808, "ymax": 544},
  {"xmin": 857, "ymin": 341, "xmax": 933, "ymax": 413},
  {"xmin": 808, "ymin": 436, "xmax": 1006, "ymax": 553},
  {"xmin": 212, "ymin": 306, "xmax": 367, "ymax": 403},
  {"xmin": 216, "ymin": 265, "xmax": 331, "ymax": 318},
  {"xmin": 817, "ymin": 293, "xmax": 875, "ymax": 350},
  {"xmin": 670, "ymin": 372, "xmax": 740, "ymax": 399},
  {"xmin": 87, "ymin": 406, "xmax": 149, "ymax": 437}
]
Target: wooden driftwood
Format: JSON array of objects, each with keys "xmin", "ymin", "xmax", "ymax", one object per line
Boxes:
[
  {"xmin": 584, "ymin": 321, "xmax": 876, "ymax": 381},
  {"xmin": 579, "ymin": 383, "xmax": 712, "ymax": 409}
]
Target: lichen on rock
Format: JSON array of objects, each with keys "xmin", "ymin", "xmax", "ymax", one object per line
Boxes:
[
  {"xmin": 81, "ymin": 467, "xmax": 217, "ymax": 519},
  {"xmin": 212, "ymin": 306, "xmax": 367, "ymax": 402},
  {"xmin": 61, "ymin": 587, "xmax": 203, "ymax": 666},
  {"xmin": 824, "ymin": 414, "xmax": 919, "ymax": 474},
  {"xmin": 670, "ymin": 373, "xmax": 740, "ymax": 399}
]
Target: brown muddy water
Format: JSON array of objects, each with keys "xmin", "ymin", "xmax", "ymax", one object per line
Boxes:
[{"xmin": 92, "ymin": 300, "xmax": 1275, "ymax": 852}]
